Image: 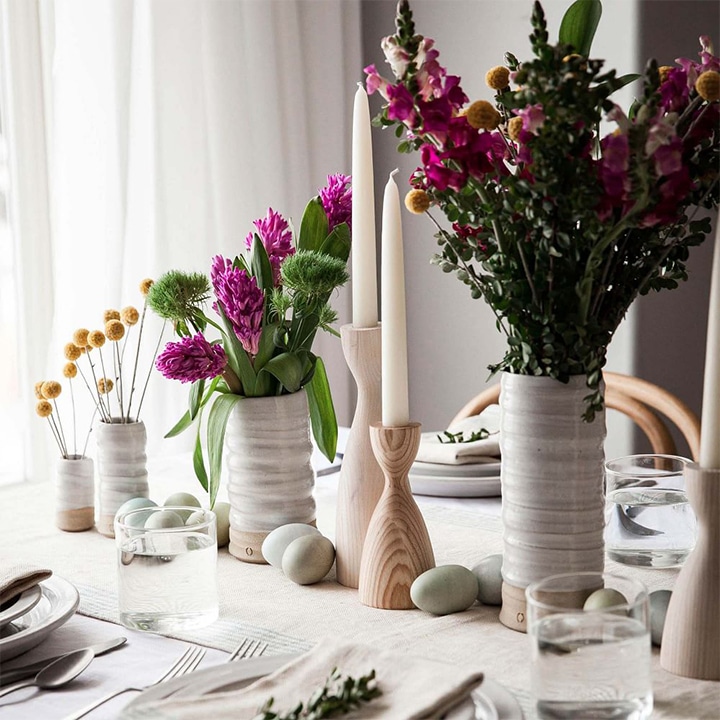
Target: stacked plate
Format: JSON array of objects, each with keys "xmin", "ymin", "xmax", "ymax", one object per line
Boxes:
[
  {"xmin": 0, "ymin": 576, "xmax": 79, "ymax": 661},
  {"xmin": 409, "ymin": 459, "xmax": 502, "ymax": 498}
]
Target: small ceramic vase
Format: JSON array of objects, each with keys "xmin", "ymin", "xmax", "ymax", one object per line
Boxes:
[{"xmin": 55, "ymin": 455, "xmax": 95, "ymax": 532}]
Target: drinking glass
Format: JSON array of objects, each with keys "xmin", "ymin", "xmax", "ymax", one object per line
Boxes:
[
  {"xmin": 526, "ymin": 572, "xmax": 652, "ymax": 720},
  {"xmin": 605, "ymin": 454, "xmax": 697, "ymax": 567},
  {"xmin": 115, "ymin": 506, "xmax": 218, "ymax": 632}
]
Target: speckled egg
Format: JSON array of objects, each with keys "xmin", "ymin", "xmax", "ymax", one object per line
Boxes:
[
  {"xmin": 471, "ymin": 554, "xmax": 503, "ymax": 606},
  {"xmin": 164, "ymin": 493, "xmax": 201, "ymax": 521},
  {"xmin": 144, "ymin": 509, "xmax": 185, "ymax": 529},
  {"xmin": 262, "ymin": 523, "xmax": 322, "ymax": 568},
  {"xmin": 583, "ymin": 587, "xmax": 627, "ymax": 611},
  {"xmin": 649, "ymin": 589, "xmax": 672, "ymax": 647},
  {"xmin": 281, "ymin": 534, "xmax": 335, "ymax": 585},
  {"xmin": 410, "ymin": 565, "xmax": 479, "ymax": 616}
]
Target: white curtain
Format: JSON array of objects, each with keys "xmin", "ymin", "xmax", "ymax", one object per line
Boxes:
[{"xmin": 41, "ymin": 0, "xmax": 359, "ymax": 464}]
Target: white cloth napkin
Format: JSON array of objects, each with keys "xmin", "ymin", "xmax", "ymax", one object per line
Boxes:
[
  {"xmin": 415, "ymin": 408, "xmax": 501, "ymax": 465},
  {"xmin": 0, "ymin": 560, "xmax": 52, "ymax": 606},
  {"xmin": 125, "ymin": 638, "xmax": 484, "ymax": 720}
]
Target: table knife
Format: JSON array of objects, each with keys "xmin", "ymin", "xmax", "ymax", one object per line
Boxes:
[{"xmin": 0, "ymin": 636, "xmax": 127, "ymax": 685}]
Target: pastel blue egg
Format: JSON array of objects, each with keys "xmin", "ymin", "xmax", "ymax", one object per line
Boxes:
[
  {"xmin": 649, "ymin": 589, "xmax": 672, "ymax": 647},
  {"xmin": 471, "ymin": 554, "xmax": 503, "ymax": 606}
]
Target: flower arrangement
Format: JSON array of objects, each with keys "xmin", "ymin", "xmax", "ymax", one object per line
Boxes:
[
  {"xmin": 35, "ymin": 279, "xmax": 163, "ymax": 458},
  {"xmin": 367, "ymin": 0, "xmax": 719, "ymax": 418},
  {"xmin": 149, "ymin": 174, "xmax": 351, "ymax": 504}
]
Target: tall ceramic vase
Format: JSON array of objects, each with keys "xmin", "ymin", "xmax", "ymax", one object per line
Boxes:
[
  {"xmin": 499, "ymin": 373, "xmax": 606, "ymax": 632},
  {"xmin": 95, "ymin": 420, "xmax": 149, "ymax": 537},
  {"xmin": 55, "ymin": 456, "xmax": 95, "ymax": 532},
  {"xmin": 226, "ymin": 390, "xmax": 316, "ymax": 564}
]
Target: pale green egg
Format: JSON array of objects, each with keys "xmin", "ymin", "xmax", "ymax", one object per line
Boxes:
[
  {"xmin": 471, "ymin": 554, "xmax": 503, "ymax": 606},
  {"xmin": 649, "ymin": 589, "xmax": 672, "ymax": 646},
  {"xmin": 281, "ymin": 534, "xmax": 335, "ymax": 585},
  {"xmin": 116, "ymin": 497, "xmax": 158, "ymax": 528},
  {"xmin": 164, "ymin": 493, "xmax": 201, "ymax": 521},
  {"xmin": 411, "ymin": 565, "xmax": 479, "ymax": 616},
  {"xmin": 262, "ymin": 523, "xmax": 321, "ymax": 567},
  {"xmin": 144, "ymin": 510, "xmax": 185, "ymax": 529},
  {"xmin": 212, "ymin": 502, "xmax": 231, "ymax": 548},
  {"xmin": 583, "ymin": 587, "xmax": 627, "ymax": 611}
]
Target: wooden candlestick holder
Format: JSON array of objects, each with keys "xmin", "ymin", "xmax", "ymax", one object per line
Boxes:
[
  {"xmin": 335, "ymin": 324, "xmax": 384, "ymax": 588},
  {"xmin": 660, "ymin": 463, "xmax": 720, "ymax": 680},
  {"xmin": 359, "ymin": 422, "xmax": 435, "ymax": 609}
]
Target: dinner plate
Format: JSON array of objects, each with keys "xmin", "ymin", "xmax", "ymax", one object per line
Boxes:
[
  {"xmin": 412, "ymin": 460, "xmax": 502, "ymax": 477},
  {"xmin": 410, "ymin": 472, "xmax": 502, "ymax": 498},
  {"xmin": 0, "ymin": 576, "xmax": 79, "ymax": 661},
  {"xmin": 123, "ymin": 654, "xmax": 523, "ymax": 719},
  {"xmin": 0, "ymin": 585, "xmax": 43, "ymax": 629}
]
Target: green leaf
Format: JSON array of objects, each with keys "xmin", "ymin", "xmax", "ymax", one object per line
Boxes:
[
  {"xmin": 319, "ymin": 222, "xmax": 351, "ymax": 263},
  {"xmin": 164, "ymin": 410, "xmax": 193, "ymax": 439},
  {"xmin": 261, "ymin": 352, "xmax": 305, "ymax": 393},
  {"xmin": 193, "ymin": 424, "xmax": 209, "ymax": 494},
  {"xmin": 559, "ymin": 0, "xmax": 602, "ymax": 56},
  {"xmin": 298, "ymin": 197, "xmax": 329, "ymax": 252},
  {"xmin": 251, "ymin": 234, "xmax": 275, "ymax": 293},
  {"xmin": 189, "ymin": 379, "xmax": 204, "ymax": 421},
  {"xmin": 216, "ymin": 303, "xmax": 257, "ymax": 395},
  {"xmin": 207, "ymin": 393, "xmax": 242, "ymax": 507},
  {"xmin": 254, "ymin": 323, "xmax": 279, "ymax": 371},
  {"xmin": 306, "ymin": 357, "xmax": 337, "ymax": 462}
]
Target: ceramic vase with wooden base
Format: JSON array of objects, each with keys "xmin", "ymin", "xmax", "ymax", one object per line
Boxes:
[
  {"xmin": 335, "ymin": 324, "xmax": 384, "ymax": 588},
  {"xmin": 226, "ymin": 390, "xmax": 316, "ymax": 564},
  {"xmin": 498, "ymin": 373, "xmax": 606, "ymax": 632},
  {"xmin": 660, "ymin": 463, "xmax": 720, "ymax": 680},
  {"xmin": 55, "ymin": 456, "xmax": 95, "ymax": 532},
  {"xmin": 359, "ymin": 423, "xmax": 435, "ymax": 609}
]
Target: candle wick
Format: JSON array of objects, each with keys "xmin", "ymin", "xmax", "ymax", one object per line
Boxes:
[
  {"xmin": 357, "ymin": 81, "xmax": 364, "ymax": 89},
  {"xmin": 390, "ymin": 168, "xmax": 399, "ymax": 179}
]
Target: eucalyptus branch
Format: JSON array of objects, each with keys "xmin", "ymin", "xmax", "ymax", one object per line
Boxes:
[{"xmin": 516, "ymin": 237, "xmax": 540, "ymax": 309}]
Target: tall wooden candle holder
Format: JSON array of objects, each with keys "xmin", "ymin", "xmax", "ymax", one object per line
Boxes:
[
  {"xmin": 335, "ymin": 324, "xmax": 384, "ymax": 588},
  {"xmin": 660, "ymin": 463, "xmax": 720, "ymax": 680},
  {"xmin": 359, "ymin": 422, "xmax": 435, "ymax": 609}
]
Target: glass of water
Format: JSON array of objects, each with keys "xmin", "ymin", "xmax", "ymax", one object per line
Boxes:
[
  {"xmin": 605, "ymin": 454, "xmax": 697, "ymax": 567},
  {"xmin": 526, "ymin": 572, "xmax": 652, "ymax": 720},
  {"xmin": 115, "ymin": 506, "xmax": 219, "ymax": 632}
]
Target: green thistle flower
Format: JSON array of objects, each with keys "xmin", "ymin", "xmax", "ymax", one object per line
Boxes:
[
  {"xmin": 147, "ymin": 271, "xmax": 210, "ymax": 326},
  {"xmin": 280, "ymin": 251, "xmax": 349, "ymax": 297}
]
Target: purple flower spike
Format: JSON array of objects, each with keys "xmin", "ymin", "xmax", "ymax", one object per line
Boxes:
[
  {"xmin": 319, "ymin": 173, "xmax": 352, "ymax": 232},
  {"xmin": 245, "ymin": 208, "xmax": 294, "ymax": 284},
  {"xmin": 156, "ymin": 332, "xmax": 227, "ymax": 384},
  {"xmin": 211, "ymin": 255, "xmax": 264, "ymax": 355}
]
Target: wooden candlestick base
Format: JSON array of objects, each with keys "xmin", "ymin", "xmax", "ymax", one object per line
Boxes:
[
  {"xmin": 359, "ymin": 423, "xmax": 435, "ymax": 609},
  {"xmin": 660, "ymin": 463, "xmax": 720, "ymax": 680},
  {"xmin": 335, "ymin": 325, "xmax": 384, "ymax": 589}
]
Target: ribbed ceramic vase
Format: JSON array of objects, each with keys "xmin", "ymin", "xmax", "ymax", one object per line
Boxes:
[
  {"xmin": 95, "ymin": 419, "xmax": 149, "ymax": 537},
  {"xmin": 226, "ymin": 390, "xmax": 316, "ymax": 564},
  {"xmin": 499, "ymin": 373, "xmax": 606, "ymax": 632},
  {"xmin": 55, "ymin": 456, "xmax": 95, "ymax": 532}
]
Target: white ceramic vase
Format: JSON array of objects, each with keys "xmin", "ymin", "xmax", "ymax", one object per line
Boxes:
[
  {"xmin": 55, "ymin": 456, "xmax": 95, "ymax": 532},
  {"xmin": 226, "ymin": 390, "xmax": 316, "ymax": 564},
  {"xmin": 95, "ymin": 419, "xmax": 149, "ymax": 537},
  {"xmin": 498, "ymin": 372, "xmax": 606, "ymax": 632}
]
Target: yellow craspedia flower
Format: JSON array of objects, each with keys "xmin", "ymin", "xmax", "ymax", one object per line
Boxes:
[
  {"xmin": 104, "ymin": 309, "xmax": 121, "ymax": 323},
  {"xmin": 63, "ymin": 362, "xmax": 77, "ymax": 379},
  {"xmin": 404, "ymin": 189, "xmax": 431, "ymax": 215},
  {"xmin": 121, "ymin": 306, "xmax": 140, "ymax": 325},
  {"xmin": 41, "ymin": 380, "xmax": 62, "ymax": 399},
  {"xmin": 105, "ymin": 319, "xmax": 125, "ymax": 341},
  {"xmin": 34, "ymin": 381, "xmax": 45, "ymax": 399},
  {"xmin": 485, "ymin": 66, "xmax": 510, "ymax": 90},
  {"xmin": 466, "ymin": 100, "xmax": 501, "ymax": 131},
  {"xmin": 87, "ymin": 330, "xmax": 106, "ymax": 348},
  {"xmin": 507, "ymin": 116, "xmax": 524, "ymax": 142},
  {"xmin": 64, "ymin": 342, "xmax": 82, "ymax": 361},
  {"xmin": 36, "ymin": 400, "xmax": 53, "ymax": 417},
  {"xmin": 97, "ymin": 377, "xmax": 114, "ymax": 394},
  {"xmin": 696, "ymin": 71, "xmax": 720, "ymax": 102},
  {"xmin": 658, "ymin": 65, "xmax": 673, "ymax": 84},
  {"xmin": 139, "ymin": 278, "xmax": 154, "ymax": 296},
  {"xmin": 73, "ymin": 328, "xmax": 90, "ymax": 347}
]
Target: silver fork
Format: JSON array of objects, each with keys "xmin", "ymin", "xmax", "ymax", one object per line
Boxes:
[
  {"xmin": 66, "ymin": 645, "xmax": 206, "ymax": 719},
  {"xmin": 226, "ymin": 638, "xmax": 268, "ymax": 662}
]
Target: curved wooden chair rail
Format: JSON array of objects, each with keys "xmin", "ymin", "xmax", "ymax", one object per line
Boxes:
[{"xmin": 451, "ymin": 372, "xmax": 701, "ymax": 461}]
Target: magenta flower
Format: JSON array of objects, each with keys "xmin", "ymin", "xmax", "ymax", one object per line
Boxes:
[
  {"xmin": 319, "ymin": 174, "xmax": 352, "ymax": 232},
  {"xmin": 245, "ymin": 208, "xmax": 294, "ymax": 284},
  {"xmin": 211, "ymin": 255, "xmax": 264, "ymax": 355},
  {"xmin": 653, "ymin": 138, "xmax": 683, "ymax": 177},
  {"xmin": 515, "ymin": 104, "xmax": 546, "ymax": 135},
  {"xmin": 387, "ymin": 83, "xmax": 416, "ymax": 124},
  {"xmin": 364, "ymin": 64, "xmax": 390, "ymax": 100},
  {"xmin": 156, "ymin": 333, "xmax": 227, "ymax": 384}
]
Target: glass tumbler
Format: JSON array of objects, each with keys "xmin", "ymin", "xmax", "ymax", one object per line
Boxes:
[
  {"xmin": 115, "ymin": 506, "xmax": 219, "ymax": 632},
  {"xmin": 526, "ymin": 572, "xmax": 652, "ymax": 720},
  {"xmin": 605, "ymin": 454, "xmax": 697, "ymax": 567}
]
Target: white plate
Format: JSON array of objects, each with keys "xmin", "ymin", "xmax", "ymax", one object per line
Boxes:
[
  {"xmin": 410, "ymin": 472, "xmax": 502, "ymax": 498},
  {"xmin": 123, "ymin": 654, "xmax": 522, "ymax": 719},
  {"xmin": 412, "ymin": 460, "xmax": 502, "ymax": 477},
  {"xmin": 0, "ymin": 576, "xmax": 79, "ymax": 661},
  {"xmin": 0, "ymin": 585, "xmax": 43, "ymax": 629}
]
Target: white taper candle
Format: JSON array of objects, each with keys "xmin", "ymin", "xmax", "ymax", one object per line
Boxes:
[
  {"xmin": 700, "ymin": 221, "xmax": 720, "ymax": 469},
  {"xmin": 351, "ymin": 84, "xmax": 378, "ymax": 328},
  {"xmin": 381, "ymin": 170, "xmax": 410, "ymax": 427}
]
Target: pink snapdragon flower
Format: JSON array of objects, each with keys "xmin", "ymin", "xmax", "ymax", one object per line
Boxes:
[
  {"xmin": 319, "ymin": 173, "xmax": 352, "ymax": 232},
  {"xmin": 515, "ymin": 104, "xmax": 546, "ymax": 135},
  {"xmin": 211, "ymin": 255, "xmax": 264, "ymax": 355},
  {"xmin": 245, "ymin": 209, "xmax": 294, "ymax": 284},
  {"xmin": 156, "ymin": 333, "xmax": 227, "ymax": 384}
]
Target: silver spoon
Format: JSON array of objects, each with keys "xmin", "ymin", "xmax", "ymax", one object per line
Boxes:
[{"xmin": 0, "ymin": 648, "xmax": 94, "ymax": 699}]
